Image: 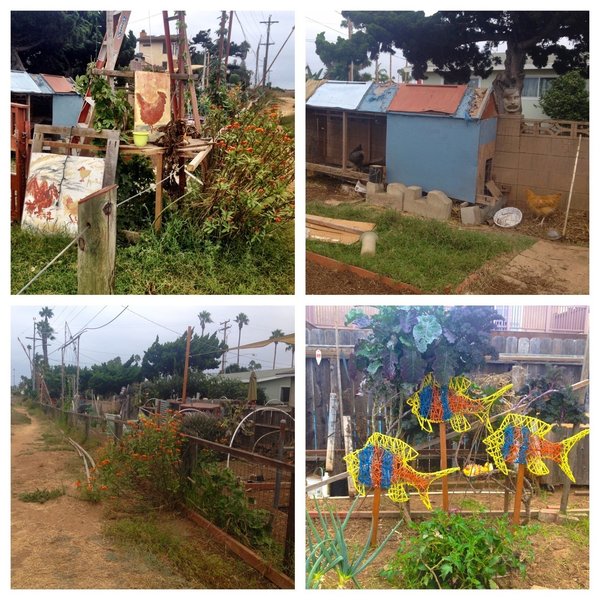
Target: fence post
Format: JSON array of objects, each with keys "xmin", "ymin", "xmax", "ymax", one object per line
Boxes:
[
  {"xmin": 115, "ymin": 420, "xmax": 123, "ymax": 440},
  {"xmin": 77, "ymin": 184, "xmax": 118, "ymax": 294},
  {"xmin": 284, "ymin": 473, "xmax": 294, "ymax": 574},
  {"xmin": 83, "ymin": 415, "xmax": 90, "ymax": 442},
  {"xmin": 273, "ymin": 419, "xmax": 286, "ymax": 508}
]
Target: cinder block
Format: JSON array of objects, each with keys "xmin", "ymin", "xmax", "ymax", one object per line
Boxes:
[
  {"xmin": 403, "ymin": 194, "xmax": 428, "ymax": 217},
  {"xmin": 367, "ymin": 192, "xmax": 403, "ymax": 211},
  {"xmin": 538, "ymin": 509, "xmax": 557, "ymax": 523},
  {"xmin": 404, "ymin": 186, "xmax": 423, "ymax": 204},
  {"xmin": 387, "ymin": 182, "xmax": 408, "ymax": 197},
  {"xmin": 426, "ymin": 190, "xmax": 452, "ymax": 221},
  {"xmin": 461, "ymin": 205, "xmax": 484, "ymax": 225},
  {"xmin": 556, "ymin": 513, "xmax": 580, "ymax": 525},
  {"xmin": 366, "ymin": 182, "xmax": 385, "ymax": 196}
]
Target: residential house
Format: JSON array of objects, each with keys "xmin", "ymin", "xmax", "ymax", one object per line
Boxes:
[
  {"xmin": 137, "ymin": 29, "xmax": 179, "ymax": 69},
  {"xmin": 221, "ymin": 368, "xmax": 295, "ymax": 407}
]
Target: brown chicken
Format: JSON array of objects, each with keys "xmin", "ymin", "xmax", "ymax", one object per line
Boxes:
[
  {"xmin": 526, "ymin": 188, "xmax": 562, "ymax": 225},
  {"xmin": 135, "ymin": 90, "xmax": 167, "ymax": 126}
]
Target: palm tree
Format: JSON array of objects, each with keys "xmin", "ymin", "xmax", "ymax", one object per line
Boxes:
[
  {"xmin": 270, "ymin": 329, "xmax": 285, "ymax": 370},
  {"xmin": 234, "ymin": 312, "xmax": 249, "ymax": 366},
  {"xmin": 285, "ymin": 343, "xmax": 295, "ymax": 367},
  {"xmin": 36, "ymin": 306, "xmax": 55, "ymax": 368},
  {"xmin": 248, "ymin": 360, "xmax": 262, "ymax": 371},
  {"xmin": 197, "ymin": 311, "xmax": 213, "ymax": 336}
]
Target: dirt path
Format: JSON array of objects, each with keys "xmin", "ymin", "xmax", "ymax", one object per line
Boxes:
[{"xmin": 11, "ymin": 406, "xmax": 189, "ymax": 589}]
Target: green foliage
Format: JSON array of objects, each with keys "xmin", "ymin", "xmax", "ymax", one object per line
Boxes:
[
  {"xmin": 381, "ymin": 511, "xmax": 534, "ymax": 589},
  {"xmin": 185, "ymin": 90, "xmax": 294, "ymax": 245},
  {"xmin": 315, "ymin": 30, "xmax": 373, "ymax": 80},
  {"xmin": 141, "ymin": 331, "xmax": 224, "ymax": 380},
  {"xmin": 186, "ymin": 456, "xmax": 275, "ymax": 555},
  {"xmin": 538, "ymin": 71, "xmax": 589, "ymax": 121},
  {"xmin": 180, "ymin": 412, "xmax": 225, "ymax": 442},
  {"xmin": 74, "ymin": 64, "xmax": 133, "ymax": 133},
  {"xmin": 306, "ymin": 497, "xmax": 400, "ymax": 589},
  {"xmin": 523, "ymin": 366, "xmax": 588, "ymax": 425},
  {"xmin": 19, "ymin": 487, "xmax": 65, "ymax": 503},
  {"xmin": 11, "ymin": 408, "xmax": 32, "ymax": 425},
  {"xmin": 87, "ymin": 355, "xmax": 142, "ymax": 396},
  {"xmin": 90, "ymin": 413, "xmax": 184, "ymax": 509},
  {"xmin": 116, "ymin": 155, "xmax": 156, "ymax": 230}
]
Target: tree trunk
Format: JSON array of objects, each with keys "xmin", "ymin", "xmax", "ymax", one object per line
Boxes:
[{"xmin": 493, "ymin": 40, "xmax": 527, "ymax": 115}]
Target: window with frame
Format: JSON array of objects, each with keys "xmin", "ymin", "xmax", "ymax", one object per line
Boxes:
[{"xmin": 522, "ymin": 76, "xmax": 556, "ymax": 98}]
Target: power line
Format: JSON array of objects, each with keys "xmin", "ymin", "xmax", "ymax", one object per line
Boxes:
[
  {"xmin": 79, "ymin": 306, "xmax": 108, "ymax": 331},
  {"xmin": 124, "ymin": 307, "xmax": 182, "ymax": 336}
]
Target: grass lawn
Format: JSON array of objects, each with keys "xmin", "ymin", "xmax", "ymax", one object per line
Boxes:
[
  {"xmin": 307, "ymin": 204, "xmax": 536, "ymax": 293},
  {"xmin": 11, "ymin": 221, "xmax": 294, "ymax": 295}
]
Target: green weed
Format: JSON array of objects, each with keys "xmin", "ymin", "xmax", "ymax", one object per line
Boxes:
[
  {"xmin": 11, "ymin": 409, "xmax": 31, "ymax": 425},
  {"xmin": 19, "ymin": 487, "xmax": 65, "ymax": 503}
]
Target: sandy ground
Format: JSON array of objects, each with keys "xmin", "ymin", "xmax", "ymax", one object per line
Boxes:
[{"xmin": 11, "ymin": 407, "xmax": 191, "ymax": 589}]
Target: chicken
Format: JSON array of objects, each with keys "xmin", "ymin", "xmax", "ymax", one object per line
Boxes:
[
  {"xmin": 135, "ymin": 90, "xmax": 168, "ymax": 126},
  {"xmin": 62, "ymin": 195, "xmax": 79, "ymax": 223},
  {"xmin": 348, "ymin": 144, "xmax": 365, "ymax": 170},
  {"xmin": 78, "ymin": 166, "xmax": 91, "ymax": 182},
  {"xmin": 526, "ymin": 188, "xmax": 562, "ymax": 226}
]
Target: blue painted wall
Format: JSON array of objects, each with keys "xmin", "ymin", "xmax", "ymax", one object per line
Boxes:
[
  {"xmin": 52, "ymin": 95, "xmax": 82, "ymax": 126},
  {"xmin": 386, "ymin": 113, "xmax": 482, "ymax": 202}
]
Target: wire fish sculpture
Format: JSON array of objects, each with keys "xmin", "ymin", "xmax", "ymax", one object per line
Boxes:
[
  {"xmin": 344, "ymin": 432, "xmax": 459, "ymax": 510},
  {"xmin": 482, "ymin": 413, "xmax": 590, "ymax": 482},
  {"xmin": 406, "ymin": 373, "xmax": 513, "ymax": 434}
]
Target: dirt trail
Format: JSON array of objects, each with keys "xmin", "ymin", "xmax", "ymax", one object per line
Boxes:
[{"xmin": 11, "ymin": 406, "xmax": 187, "ymax": 589}]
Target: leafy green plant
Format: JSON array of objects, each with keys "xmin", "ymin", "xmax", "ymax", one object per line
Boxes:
[
  {"xmin": 538, "ymin": 71, "xmax": 589, "ymax": 122},
  {"xmin": 19, "ymin": 487, "xmax": 65, "ymax": 503},
  {"xmin": 306, "ymin": 497, "xmax": 401, "ymax": 589},
  {"xmin": 185, "ymin": 456, "xmax": 276, "ymax": 556},
  {"xmin": 381, "ymin": 511, "xmax": 534, "ymax": 589}
]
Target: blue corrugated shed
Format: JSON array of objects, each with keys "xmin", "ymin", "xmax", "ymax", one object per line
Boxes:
[
  {"xmin": 356, "ymin": 82, "xmax": 399, "ymax": 114},
  {"xmin": 29, "ymin": 74, "xmax": 54, "ymax": 95},
  {"xmin": 306, "ymin": 81, "xmax": 371, "ymax": 110},
  {"xmin": 11, "ymin": 71, "xmax": 43, "ymax": 94}
]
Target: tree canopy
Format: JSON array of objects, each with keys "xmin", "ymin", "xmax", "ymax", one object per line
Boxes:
[
  {"xmin": 140, "ymin": 331, "xmax": 224, "ymax": 380},
  {"xmin": 11, "ymin": 11, "xmax": 137, "ymax": 76},
  {"xmin": 340, "ymin": 11, "xmax": 588, "ymax": 112},
  {"xmin": 538, "ymin": 71, "xmax": 589, "ymax": 121}
]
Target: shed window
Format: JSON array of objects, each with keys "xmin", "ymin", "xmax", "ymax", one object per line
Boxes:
[{"xmin": 279, "ymin": 386, "xmax": 290, "ymax": 404}]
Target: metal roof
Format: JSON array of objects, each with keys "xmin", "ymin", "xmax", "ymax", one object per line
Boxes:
[
  {"xmin": 11, "ymin": 71, "xmax": 43, "ymax": 94},
  {"xmin": 40, "ymin": 74, "xmax": 76, "ymax": 94},
  {"xmin": 388, "ymin": 84, "xmax": 468, "ymax": 115},
  {"xmin": 306, "ymin": 80, "xmax": 371, "ymax": 110},
  {"xmin": 357, "ymin": 82, "xmax": 399, "ymax": 113},
  {"xmin": 29, "ymin": 74, "xmax": 54, "ymax": 94}
]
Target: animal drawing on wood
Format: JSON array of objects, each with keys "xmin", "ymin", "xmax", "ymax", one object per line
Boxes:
[
  {"xmin": 22, "ymin": 153, "xmax": 105, "ymax": 236},
  {"xmin": 134, "ymin": 71, "xmax": 171, "ymax": 130}
]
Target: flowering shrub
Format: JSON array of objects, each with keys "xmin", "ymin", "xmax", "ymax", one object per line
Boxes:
[
  {"xmin": 81, "ymin": 412, "xmax": 184, "ymax": 509},
  {"xmin": 187, "ymin": 90, "xmax": 294, "ymax": 244}
]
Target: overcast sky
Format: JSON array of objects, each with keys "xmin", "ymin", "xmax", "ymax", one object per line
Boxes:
[
  {"xmin": 11, "ymin": 303, "xmax": 295, "ymax": 384},
  {"xmin": 129, "ymin": 10, "xmax": 295, "ymax": 89}
]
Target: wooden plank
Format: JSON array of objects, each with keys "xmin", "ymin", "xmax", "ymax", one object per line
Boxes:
[
  {"xmin": 183, "ymin": 507, "xmax": 294, "ymax": 589},
  {"xmin": 325, "ymin": 393, "xmax": 338, "ymax": 473},
  {"xmin": 186, "ymin": 145, "xmax": 212, "ymax": 172},
  {"xmin": 306, "ymin": 225, "xmax": 360, "ymax": 245},
  {"xmin": 306, "ymin": 214, "xmax": 375, "ymax": 234},
  {"xmin": 307, "ymin": 162, "xmax": 369, "ymax": 182},
  {"xmin": 486, "ymin": 179, "xmax": 502, "ymax": 198},
  {"xmin": 92, "ymin": 68, "xmax": 198, "ymax": 81}
]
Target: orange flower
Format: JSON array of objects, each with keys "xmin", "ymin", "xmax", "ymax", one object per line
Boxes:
[
  {"xmin": 75, "ymin": 480, "xmax": 81, "ymax": 488},
  {"xmin": 100, "ymin": 485, "xmax": 108, "ymax": 491}
]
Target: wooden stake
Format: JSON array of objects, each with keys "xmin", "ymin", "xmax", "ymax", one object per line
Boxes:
[
  {"xmin": 562, "ymin": 134, "xmax": 582, "ymax": 238},
  {"xmin": 439, "ymin": 422, "xmax": 449, "ymax": 512},
  {"xmin": 77, "ymin": 185, "xmax": 117, "ymax": 294},
  {"xmin": 370, "ymin": 486, "xmax": 381, "ymax": 548},
  {"xmin": 512, "ymin": 463, "xmax": 526, "ymax": 526}
]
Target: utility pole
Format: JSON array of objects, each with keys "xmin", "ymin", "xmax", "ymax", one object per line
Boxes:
[
  {"xmin": 219, "ymin": 319, "xmax": 231, "ymax": 374},
  {"xmin": 348, "ymin": 19, "xmax": 354, "ymax": 82},
  {"xmin": 224, "ymin": 11, "xmax": 234, "ymax": 72},
  {"xmin": 181, "ymin": 326, "xmax": 192, "ymax": 401},
  {"xmin": 26, "ymin": 319, "xmax": 37, "ymax": 394},
  {"xmin": 254, "ymin": 36, "xmax": 262, "ymax": 87},
  {"xmin": 216, "ymin": 10, "xmax": 227, "ymax": 87},
  {"xmin": 61, "ymin": 322, "xmax": 66, "ymax": 405},
  {"xmin": 260, "ymin": 15, "xmax": 278, "ymax": 87}
]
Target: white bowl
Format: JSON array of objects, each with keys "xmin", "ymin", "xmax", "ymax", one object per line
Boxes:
[{"xmin": 493, "ymin": 207, "xmax": 522, "ymax": 228}]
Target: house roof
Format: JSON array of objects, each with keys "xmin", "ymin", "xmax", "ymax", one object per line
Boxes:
[
  {"xmin": 388, "ymin": 84, "xmax": 468, "ymax": 115},
  {"xmin": 220, "ymin": 369, "xmax": 295, "ymax": 384},
  {"xmin": 11, "ymin": 71, "xmax": 43, "ymax": 94},
  {"xmin": 306, "ymin": 80, "xmax": 371, "ymax": 110},
  {"xmin": 40, "ymin": 74, "xmax": 76, "ymax": 93},
  {"xmin": 357, "ymin": 82, "xmax": 399, "ymax": 113}
]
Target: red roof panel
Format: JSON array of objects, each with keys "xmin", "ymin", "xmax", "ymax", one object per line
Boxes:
[
  {"xmin": 388, "ymin": 84, "xmax": 467, "ymax": 115},
  {"xmin": 40, "ymin": 74, "xmax": 75, "ymax": 94}
]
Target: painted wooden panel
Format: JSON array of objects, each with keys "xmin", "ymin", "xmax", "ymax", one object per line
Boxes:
[
  {"xmin": 134, "ymin": 71, "xmax": 171, "ymax": 130},
  {"xmin": 21, "ymin": 152, "xmax": 105, "ymax": 235}
]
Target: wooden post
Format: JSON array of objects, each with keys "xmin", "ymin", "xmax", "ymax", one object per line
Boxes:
[
  {"xmin": 284, "ymin": 471, "xmax": 294, "ymax": 574},
  {"xmin": 342, "ymin": 111, "xmax": 348, "ymax": 173},
  {"xmin": 560, "ymin": 424, "xmax": 580, "ymax": 513},
  {"xmin": 512, "ymin": 463, "xmax": 526, "ymax": 526},
  {"xmin": 325, "ymin": 392, "xmax": 338, "ymax": 473},
  {"xmin": 370, "ymin": 486, "xmax": 381, "ymax": 548},
  {"xmin": 439, "ymin": 422, "xmax": 449, "ymax": 512},
  {"xmin": 152, "ymin": 153, "xmax": 164, "ymax": 232},
  {"xmin": 181, "ymin": 325, "xmax": 192, "ymax": 401},
  {"xmin": 77, "ymin": 185, "xmax": 117, "ymax": 294},
  {"xmin": 273, "ymin": 418, "xmax": 286, "ymax": 508},
  {"xmin": 342, "ymin": 415, "xmax": 356, "ymax": 495}
]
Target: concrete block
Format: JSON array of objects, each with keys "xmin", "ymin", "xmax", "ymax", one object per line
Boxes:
[
  {"xmin": 461, "ymin": 205, "xmax": 484, "ymax": 225},
  {"xmin": 538, "ymin": 509, "xmax": 557, "ymax": 523},
  {"xmin": 387, "ymin": 182, "xmax": 408, "ymax": 196},
  {"xmin": 366, "ymin": 192, "xmax": 403, "ymax": 211},
  {"xmin": 366, "ymin": 182, "xmax": 384, "ymax": 196},
  {"xmin": 425, "ymin": 190, "xmax": 453, "ymax": 221},
  {"xmin": 556, "ymin": 513, "xmax": 580, "ymax": 525},
  {"xmin": 403, "ymin": 194, "xmax": 428, "ymax": 217},
  {"xmin": 404, "ymin": 186, "xmax": 423, "ymax": 204}
]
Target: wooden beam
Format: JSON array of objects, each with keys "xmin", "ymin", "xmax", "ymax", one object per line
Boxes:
[
  {"xmin": 92, "ymin": 68, "xmax": 198, "ymax": 80},
  {"xmin": 183, "ymin": 507, "xmax": 294, "ymax": 589}
]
